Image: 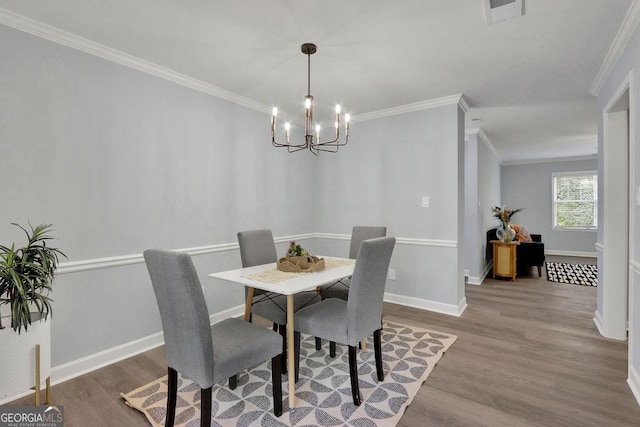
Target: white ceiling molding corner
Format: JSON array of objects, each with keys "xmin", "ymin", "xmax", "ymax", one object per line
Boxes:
[
  {"xmin": 459, "ymin": 95, "xmax": 471, "ymax": 113},
  {"xmin": 478, "ymin": 129, "xmax": 502, "ymax": 164},
  {"xmin": 589, "ymin": 0, "xmax": 640, "ymax": 96}
]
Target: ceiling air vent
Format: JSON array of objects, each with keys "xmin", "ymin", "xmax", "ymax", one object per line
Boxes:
[{"xmin": 484, "ymin": 0, "xmax": 525, "ymax": 25}]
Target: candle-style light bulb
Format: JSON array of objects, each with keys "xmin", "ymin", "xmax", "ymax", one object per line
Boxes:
[
  {"xmin": 345, "ymin": 114, "xmax": 350, "ymax": 136},
  {"xmin": 335, "ymin": 104, "xmax": 341, "ymax": 114},
  {"xmin": 285, "ymin": 122, "xmax": 291, "ymax": 143},
  {"xmin": 305, "ymin": 98, "xmax": 311, "ymax": 109},
  {"xmin": 315, "ymin": 124, "xmax": 320, "ymax": 142},
  {"xmin": 271, "ymin": 107, "xmax": 277, "ymax": 132}
]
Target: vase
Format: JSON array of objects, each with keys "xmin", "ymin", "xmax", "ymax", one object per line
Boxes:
[
  {"xmin": 0, "ymin": 314, "xmax": 51, "ymax": 404},
  {"xmin": 496, "ymin": 223, "xmax": 516, "ymax": 242}
]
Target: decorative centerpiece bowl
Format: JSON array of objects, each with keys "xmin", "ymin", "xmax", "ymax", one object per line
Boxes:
[{"xmin": 277, "ymin": 241, "xmax": 325, "ymax": 272}]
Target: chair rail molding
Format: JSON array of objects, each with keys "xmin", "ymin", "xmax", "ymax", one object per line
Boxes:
[{"xmin": 58, "ymin": 233, "xmax": 456, "ymax": 275}]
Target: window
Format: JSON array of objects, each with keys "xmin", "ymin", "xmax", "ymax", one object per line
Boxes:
[{"xmin": 552, "ymin": 171, "xmax": 597, "ymax": 230}]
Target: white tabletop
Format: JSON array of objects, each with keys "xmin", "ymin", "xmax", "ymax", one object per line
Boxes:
[{"xmin": 208, "ymin": 257, "xmax": 355, "ymax": 295}]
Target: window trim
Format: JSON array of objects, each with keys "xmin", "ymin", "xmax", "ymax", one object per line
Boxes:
[{"xmin": 552, "ymin": 170, "xmax": 598, "ymax": 231}]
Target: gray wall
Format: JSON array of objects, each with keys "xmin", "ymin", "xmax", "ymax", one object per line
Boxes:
[
  {"xmin": 0, "ymin": 24, "xmax": 316, "ymax": 365},
  {"xmin": 501, "ymin": 159, "xmax": 598, "ymax": 255},
  {"xmin": 314, "ymin": 105, "xmax": 466, "ymax": 309},
  {"xmin": 0, "ymin": 23, "xmax": 467, "ymax": 370}
]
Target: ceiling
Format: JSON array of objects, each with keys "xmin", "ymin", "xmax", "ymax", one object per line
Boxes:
[{"xmin": 0, "ymin": 0, "xmax": 635, "ymax": 163}]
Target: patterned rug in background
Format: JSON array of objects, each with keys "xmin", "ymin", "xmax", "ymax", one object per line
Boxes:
[
  {"xmin": 545, "ymin": 262, "xmax": 597, "ymax": 287},
  {"xmin": 121, "ymin": 321, "xmax": 457, "ymax": 427}
]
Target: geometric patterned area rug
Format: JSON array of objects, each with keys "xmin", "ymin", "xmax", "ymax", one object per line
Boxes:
[
  {"xmin": 545, "ymin": 262, "xmax": 597, "ymax": 287},
  {"xmin": 121, "ymin": 321, "xmax": 457, "ymax": 426}
]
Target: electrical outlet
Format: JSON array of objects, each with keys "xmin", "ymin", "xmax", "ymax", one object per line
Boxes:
[
  {"xmin": 421, "ymin": 196, "xmax": 430, "ymax": 208},
  {"xmin": 388, "ymin": 269, "xmax": 396, "ymax": 280}
]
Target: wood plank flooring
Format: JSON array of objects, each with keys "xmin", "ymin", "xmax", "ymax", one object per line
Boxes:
[{"xmin": 6, "ymin": 256, "xmax": 640, "ymax": 426}]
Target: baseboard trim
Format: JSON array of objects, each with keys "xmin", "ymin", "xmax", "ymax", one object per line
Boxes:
[
  {"xmin": 50, "ymin": 305, "xmax": 244, "ymax": 386},
  {"xmin": 545, "ymin": 249, "xmax": 597, "ymax": 258},
  {"xmin": 628, "ymin": 365, "xmax": 640, "ymax": 407},
  {"xmin": 467, "ymin": 275, "xmax": 482, "ymax": 285},
  {"xmin": 468, "ymin": 262, "xmax": 493, "ymax": 285},
  {"xmin": 384, "ymin": 292, "xmax": 465, "ymax": 317},
  {"xmin": 593, "ymin": 310, "xmax": 605, "ymax": 336},
  {"xmin": 46, "ymin": 293, "xmax": 463, "ymax": 392}
]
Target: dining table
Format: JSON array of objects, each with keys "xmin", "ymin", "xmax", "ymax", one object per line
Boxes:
[{"xmin": 209, "ymin": 256, "xmax": 355, "ymax": 410}]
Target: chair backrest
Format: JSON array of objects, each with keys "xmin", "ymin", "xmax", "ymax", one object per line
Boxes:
[
  {"xmin": 143, "ymin": 249, "xmax": 214, "ymax": 388},
  {"xmin": 237, "ymin": 229, "xmax": 278, "ymax": 267},
  {"xmin": 348, "ymin": 226, "xmax": 387, "ymax": 259},
  {"xmin": 237, "ymin": 229, "xmax": 278, "ymax": 297},
  {"xmin": 346, "ymin": 236, "xmax": 396, "ymax": 344}
]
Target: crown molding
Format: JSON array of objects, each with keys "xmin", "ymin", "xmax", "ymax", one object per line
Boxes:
[
  {"xmin": 0, "ymin": 7, "xmax": 272, "ymax": 115},
  {"xmin": 468, "ymin": 128, "xmax": 502, "ymax": 163},
  {"xmin": 590, "ymin": 0, "xmax": 640, "ymax": 96},
  {"xmin": 0, "ymin": 8, "xmax": 469, "ymax": 124},
  {"xmin": 352, "ymin": 94, "xmax": 468, "ymax": 123},
  {"xmin": 501, "ymin": 154, "xmax": 598, "ymax": 166}
]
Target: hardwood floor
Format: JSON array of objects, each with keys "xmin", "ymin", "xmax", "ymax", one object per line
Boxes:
[{"xmin": 6, "ymin": 256, "xmax": 640, "ymax": 426}]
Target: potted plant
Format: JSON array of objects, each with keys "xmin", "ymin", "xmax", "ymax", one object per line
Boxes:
[{"xmin": 0, "ymin": 223, "xmax": 65, "ymax": 334}]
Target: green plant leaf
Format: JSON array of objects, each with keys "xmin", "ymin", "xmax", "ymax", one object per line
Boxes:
[{"xmin": 0, "ymin": 223, "xmax": 65, "ymax": 334}]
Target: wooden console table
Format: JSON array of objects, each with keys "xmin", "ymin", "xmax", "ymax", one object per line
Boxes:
[{"xmin": 491, "ymin": 240, "xmax": 519, "ymax": 281}]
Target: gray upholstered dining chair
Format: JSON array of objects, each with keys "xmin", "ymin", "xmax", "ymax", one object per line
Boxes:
[
  {"xmin": 293, "ymin": 236, "xmax": 396, "ymax": 406},
  {"xmin": 237, "ymin": 229, "xmax": 320, "ymax": 372},
  {"xmin": 316, "ymin": 226, "xmax": 387, "ymax": 352},
  {"xmin": 319, "ymin": 226, "xmax": 387, "ymax": 301},
  {"xmin": 143, "ymin": 249, "xmax": 283, "ymax": 426}
]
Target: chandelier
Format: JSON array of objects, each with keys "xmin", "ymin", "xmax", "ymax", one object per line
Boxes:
[{"xmin": 271, "ymin": 43, "xmax": 350, "ymax": 154}]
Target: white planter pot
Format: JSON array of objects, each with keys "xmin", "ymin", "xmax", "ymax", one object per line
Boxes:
[{"xmin": 0, "ymin": 314, "xmax": 51, "ymax": 404}]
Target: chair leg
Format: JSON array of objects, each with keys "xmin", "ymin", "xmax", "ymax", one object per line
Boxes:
[
  {"xmin": 271, "ymin": 355, "xmax": 283, "ymax": 417},
  {"xmin": 200, "ymin": 387, "xmax": 212, "ymax": 427},
  {"xmin": 374, "ymin": 329, "xmax": 384, "ymax": 382},
  {"xmin": 330, "ymin": 341, "xmax": 336, "ymax": 358},
  {"xmin": 229, "ymin": 375, "xmax": 237, "ymax": 390},
  {"xmin": 294, "ymin": 331, "xmax": 301, "ymax": 383},
  {"xmin": 348, "ymin": 345, "xmax": 362, "ymax": 406},
  {"xmin": 278, "ymin": 324, "xmax": 287, "ymax": 374},
  {"xmin": 273, "ymin": 322, "xmax": 278, "ymax": 332},
  {"xmin": 537, "ymin": 265, "xmax": 542, "ymax": 277},
  {"xmin": 166, "ymin": 367, "xmax": 178, "ymax": 427},
  {"xmin": 315, "ymin": 337, "xmax": 322, "ymax": 350}
]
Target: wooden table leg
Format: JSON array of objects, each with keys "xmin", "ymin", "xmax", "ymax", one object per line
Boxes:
[
  {"xmin": 287, "ymin": 295, "xmax": 296, "ymax": 410},
  {"xmin": 244, "ymin": 287, "xmax": 255, "ymax": 321}
]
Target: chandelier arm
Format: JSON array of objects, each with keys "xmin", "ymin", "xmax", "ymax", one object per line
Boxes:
[
  {"xmin": 288, "ymin": 145, "xmax": 308, "ymax": 153},
  {"xmin": 272, "ymin": 137, "xmax": 307, "ymax": 149},
  {"xmin": 310, "ymin": 134, "xmax": 349, "ymax": 147},
  {"xmin": 312, "ymin": 144, "xmax": 340, "ymax": 153}
]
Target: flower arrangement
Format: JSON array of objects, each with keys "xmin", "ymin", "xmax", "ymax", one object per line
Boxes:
[
  {"xmin": 491, "ymin": 206, "xmax": 523, "ymax": 242},
  {"xmin": 286, "ymin": 241, "xmax": 308, "ymax": 257},
  {"xmin": 491, "ymin": 206, "xmax": 522, "ymax": 225}
]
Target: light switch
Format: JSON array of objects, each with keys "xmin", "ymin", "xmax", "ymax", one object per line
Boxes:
[{"xmin": 422, "ymin": 196, "xmax": 430, "ymax": 208}]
